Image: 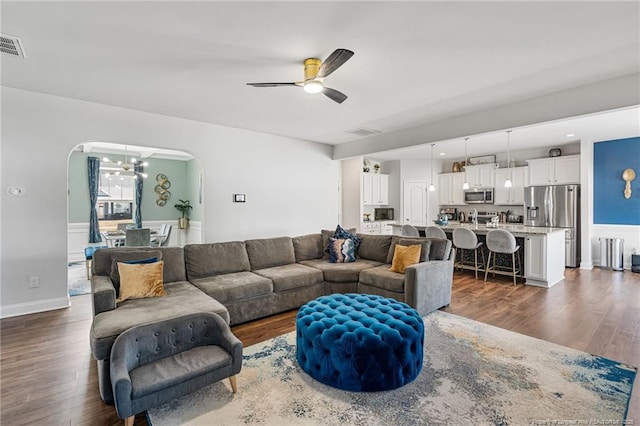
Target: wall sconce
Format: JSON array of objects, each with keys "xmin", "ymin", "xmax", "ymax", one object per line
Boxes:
[{"xmin": 622, "ymin": 168, "xmax": 635, "ymax": 199}]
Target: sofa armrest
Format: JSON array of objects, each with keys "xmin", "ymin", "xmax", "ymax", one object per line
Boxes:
[
  {"xmin": 91, "ymin": 275, "xmax": 116, "ymax": 316},
  {"xmin": 404, "ymin": 254, "xmax": 454, "ymax": 316}
]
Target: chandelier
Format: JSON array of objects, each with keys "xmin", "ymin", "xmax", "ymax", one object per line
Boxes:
[{"xmin": 102, "ymin": 145, "xmax": 148, "ymax": 179}]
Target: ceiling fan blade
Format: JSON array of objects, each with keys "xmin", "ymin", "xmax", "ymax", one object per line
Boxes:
[
  {"xmin": 317, "ymin": 49, "xmax": 354, "ymax": 78},
  {"xmin": 246, "ymin": 82, "xmax": 298, "ymax": 87},
  {"xmin": 323, "ymin": 87, "xmax": 348, "ymax": 104}
]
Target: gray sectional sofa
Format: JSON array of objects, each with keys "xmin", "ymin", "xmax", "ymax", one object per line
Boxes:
[{"xmin": 90, "ymin": 231, "xmax": 454, "ymax": 403}]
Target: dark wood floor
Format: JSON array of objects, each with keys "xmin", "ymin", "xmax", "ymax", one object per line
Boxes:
[{"xmin": 1, "ymin": 268, "xmax": 638, "ymax": 425}]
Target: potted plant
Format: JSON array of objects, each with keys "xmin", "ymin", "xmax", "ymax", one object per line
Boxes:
[{"xmin": 174, "ymin": 199, "xmax": 193, "ymax": 229}]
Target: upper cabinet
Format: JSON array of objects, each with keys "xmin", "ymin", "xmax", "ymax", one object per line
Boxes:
[
  {"xmin": 494, "ymin": 166, "xmax": 528, "ymax": 205},
  {"xmin": 438, "ymin": 172, "xmax": 465, "ymax": 205},
  {"xmin": 527, "ymin": 155, "xmax": 580, "ymax": 186},
  {"xmin": 463, "ymin": 164, "xmax": 497, "ymax": 188},
  {"xmin": 363, "ymin": 173, "xmax": 389, "ymax": 205}
]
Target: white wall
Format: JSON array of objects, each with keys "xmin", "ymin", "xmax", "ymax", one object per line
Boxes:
[{"xmin": 1, "ymin": 87, "xmax": 339, "ymax": 317}]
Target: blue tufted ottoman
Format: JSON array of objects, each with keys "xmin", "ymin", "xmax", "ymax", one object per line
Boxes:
[{"xmin": 296, "ymin": 293, "xmax": 424, "ymax": 392}]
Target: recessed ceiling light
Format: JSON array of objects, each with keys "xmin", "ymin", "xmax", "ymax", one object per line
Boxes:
[
  {"xmin": 566, "ymin": 133, "xmax": 575, "ymax": 138},
  {"xmin": 439, "ymin": 152, "xmax": 446, "ymax": 156}
]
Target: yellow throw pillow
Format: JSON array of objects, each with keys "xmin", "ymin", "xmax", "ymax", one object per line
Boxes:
[
  {"xmin": 389, "ymin": 244, "xmax": 422, "ymax": 273},
  {"xmin": 116, "ymin": 261, "xmax": 166, "ymax": 303}
]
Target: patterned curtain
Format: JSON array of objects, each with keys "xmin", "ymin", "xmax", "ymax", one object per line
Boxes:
[
  {"xmin": 88, "ymin": 157, "xmax": 102, "ymax": 243},
  {"xmin": 134, "ymin": 162, "xmax": 144, "ymax": 228}
]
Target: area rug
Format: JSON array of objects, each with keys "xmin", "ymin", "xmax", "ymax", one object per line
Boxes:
[
  {"xmin": 147, "ymin": 311, "xmax": 636, "ymax": 425},
  {"xmin": 68, "ymin": 262, "xmax": 91, "ymax": 296}
]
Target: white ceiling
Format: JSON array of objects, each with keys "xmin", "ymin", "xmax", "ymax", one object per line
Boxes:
[{"xmin": 2, "ymin": 1, "xmax": 639, "ymax": 160}]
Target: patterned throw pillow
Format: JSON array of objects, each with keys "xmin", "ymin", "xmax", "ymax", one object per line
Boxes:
[
  {"xmin": 327, "ymin": 238, "xmax": 357, "ymax": 263},
  {"xmin": 325, "ymin": 224, "xmax": 361, "ymax": 257},
  {"xmin": 389, "ymin": 244, "xmax": 422, "ymax": 273}
]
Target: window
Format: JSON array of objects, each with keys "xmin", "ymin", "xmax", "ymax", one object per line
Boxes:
[{"xmin": 98, "ymin": 161, "xmax": 136, "ymax": 229}]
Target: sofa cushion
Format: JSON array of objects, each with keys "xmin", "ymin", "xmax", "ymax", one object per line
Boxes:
[
  {"xmin": 253, "ymin": 264, "xmax": 323, "ymax": 292},
  {"xmin": 109, "ymin": 250, "xmax": 163, "ymax": 295},
  {"xmin": 389, "ymin": 245, "xmax": 422, "ymax": 273},
  {"xmin": 427, "ymin": 238, "xmax": 453, "ymax": 260},
  {"xmin": 359, "ymin": 265, "xmax": 406, "ymax": 293},
  {"xmin": 355, "ymin": 234, "xmax": 392, "ymax": 263},
  {"xmin": 190, "ymin": 272, "xmax": 273, "ymax": 304},
  {"xmin": 246, "ymin": 237, "xmax": 296, "ymax": 270},
  {"xmin": 387, "ymin": 237, "xmax": 438, "ymax": 263},
  {"xmin": 90, "ymin": 281, "xmax": 229, "ymax": 361},
  {"xmin": 327, "ymin": 237, "xmax": 357, "ymax": 263},
  {"xmin": 292, "ymin": 233, "xmax": 324, "ymax": 262},
  {"xmin": 399, "ymin": 238, "xmax": 431, "ymax": 263},
  {"xmin": 299, "ymin": 259, "xmax": 382, "ymax": 283},
  {"xmin": 93, "ymin": 247, "xmax": 186, "ymax": 284},
  {"xmin": 184, "ymin": 242, "xmax": 251, "ymax": 279}
]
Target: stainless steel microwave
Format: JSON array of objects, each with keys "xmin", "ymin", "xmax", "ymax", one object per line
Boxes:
[
  {"xmin": 464, "ymin": 188, "xmax": 494, "ymax": 204},
  {"xmin": 374, "ymin": 208, "xmax": 394, "ymax": 221}
]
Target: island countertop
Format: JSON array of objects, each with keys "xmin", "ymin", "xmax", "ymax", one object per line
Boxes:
[{"xmin": 390, "ymin": 222, "xmax": 567, "ymax": 237}]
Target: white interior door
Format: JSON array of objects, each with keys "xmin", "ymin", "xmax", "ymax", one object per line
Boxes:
[{"xmin": 403, "ymin": 181, "xmax": 427, "ymax": 226}]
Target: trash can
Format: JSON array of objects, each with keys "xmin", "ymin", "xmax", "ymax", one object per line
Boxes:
[{"xmin": 599, "ymin": 238, "xmax": 624, "ymax": 271}]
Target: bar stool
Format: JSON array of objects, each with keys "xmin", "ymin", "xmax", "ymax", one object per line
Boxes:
[
  {"xmin": 484, "ymin": 229, "xmax": 522, "ymax": 286},
  {"xmin": 452, "ymin": 228, "xmax": 485, "ymax": 279},
  {"xmin": 401, "ymin": 224, "xmax": 420, "ymax": 237},
  {"xmin": 425, "ymin": 226, "xmax": 447, "ymax": 239}
]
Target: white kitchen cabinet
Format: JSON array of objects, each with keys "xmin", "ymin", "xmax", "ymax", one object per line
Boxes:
[
  {"xmin": 438, "ymin": 173, "xmax": 465, "ymax": 205},
  {"xmin": 362, "ymin": 173, "xmax": 389, "ymax": 205},
  {"xmin": 494, "ymin": 167, "xmax": 528, "ymax": 205},
  {"xmin": 361, "ymin": 222, "xmax": 381, "ymax": 235},
  {"xmin": 463, "ymin": 164, "xmax": 497, "ymax": 188},
  {"xmin": 527, "ymin": 155, "xmax": 580, "ymax": 186},
  {"xmin": 524, "ymin": 235, "xmax": 546, "ymax": 281},
  {"xmin": 361, "ymin": 220, "xmax": 396, "ymax": 235},
  {"xmin": 524, "ymin": 230, "xmax": 565, "ymax": 288}
]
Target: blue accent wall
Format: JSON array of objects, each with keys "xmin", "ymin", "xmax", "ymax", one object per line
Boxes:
[{"xmin": 593, "ymin": 137, "xmax": 640, "ymax": 225}]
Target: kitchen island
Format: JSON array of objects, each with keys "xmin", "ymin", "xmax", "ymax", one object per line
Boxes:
[{"xmin": 390, "ymin": 223, "xmax": 566, "ymax": 288}]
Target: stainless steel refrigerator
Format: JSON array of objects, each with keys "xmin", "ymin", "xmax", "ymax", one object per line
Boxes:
[{"xmin": 524, "ymin": 184, "xmax": 580, "ymax": 267}]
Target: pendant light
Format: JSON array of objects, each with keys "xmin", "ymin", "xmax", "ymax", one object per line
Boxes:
[
  {"xmin": 504, "ymin": 130, "xmax": 513, "ymax": 188},
  {"xmin": 429, "ymin": 143, "xmax": 436, "ymax": 192},
  {"xmin": 102, "ymin": 145, "xmax": 149, "ymax": 179},
  {"xmin": 462, "ymin": 138, "xmax": 470, "ymax": 190}
]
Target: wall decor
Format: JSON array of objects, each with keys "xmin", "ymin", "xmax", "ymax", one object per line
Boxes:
[
  {"xmin": 468, "ymin": 154, "xmax": 496, "ymax": 165},
  {"xmin": 233, "ymin": 194, "xmax": 246, "ymax": 203},
  {"xmin": 154, "ymin": 173, "xmax": 171, "ymax": 206},
  {"xmin": 622, "ymin": 168, "xmax": 635, "ymax": 199},
  {"xmin": 594, "ymin": 137, "xmax": 640, "ymax": 225}
]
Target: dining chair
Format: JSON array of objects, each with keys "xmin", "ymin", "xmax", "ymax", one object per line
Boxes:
[
  {"xmin": 150, "ymin": 224, "xmax": 172, "ymax": 247},
  {"xmin": 125, "ymin": 228, "xmax": 151, "ymax": 247}
]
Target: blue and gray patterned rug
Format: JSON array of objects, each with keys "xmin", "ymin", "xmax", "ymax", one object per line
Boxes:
[{"xmin": 148, "ymin": 311, "xmax": 636, "ymax": 425}]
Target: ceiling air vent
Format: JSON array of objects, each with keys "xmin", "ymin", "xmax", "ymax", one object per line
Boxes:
[
  {"xmin": 1, "ymin": 33, "xmax": 26, "ymax": 59},
  {"xmin": 347, "ymin": 128, "xmax": 382, "ymax": 137}
]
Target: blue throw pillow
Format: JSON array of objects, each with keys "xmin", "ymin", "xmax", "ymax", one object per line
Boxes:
[{"xmin": 328, "ymin": 238, "xmax": 357, "ymax": 263}]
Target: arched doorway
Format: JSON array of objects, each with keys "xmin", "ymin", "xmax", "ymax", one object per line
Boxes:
[{"xmin": 66, "ymin": 141, "xmax": 203, "ymax": 296}]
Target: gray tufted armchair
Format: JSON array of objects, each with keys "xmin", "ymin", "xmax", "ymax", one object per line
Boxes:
[{"xmin": 110, "ymin": 312, "xmax": 242, "ymax": 426}]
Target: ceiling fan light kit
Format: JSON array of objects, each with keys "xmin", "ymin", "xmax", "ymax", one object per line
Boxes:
[{"xmin": 247, "ymin": 48, "xmax": 354, "ymax": 103}]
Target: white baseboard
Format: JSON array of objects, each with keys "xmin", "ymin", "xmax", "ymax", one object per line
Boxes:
[
  {"xmin": 0, "ymin": 296, "xmax": 71, "ymax": 319},
  {"xmin": 579, "ymin": 261, "xmax": 594, "ymax": 270}
]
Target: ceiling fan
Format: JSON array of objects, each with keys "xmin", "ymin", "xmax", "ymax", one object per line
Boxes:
[{"xmin": 246, "ymin": 48, "xmax": 354, "ymax": 104}]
